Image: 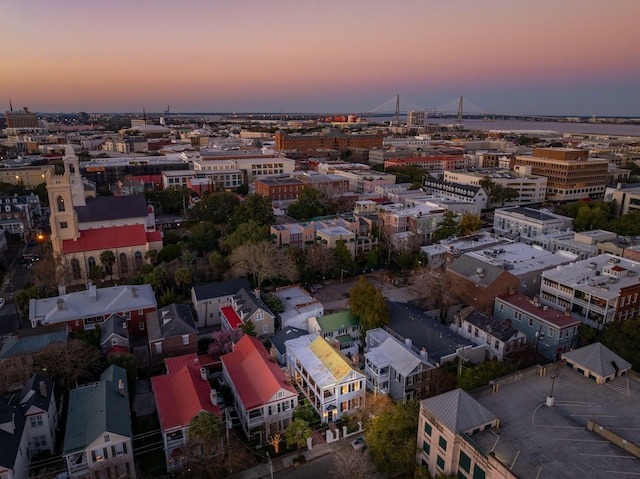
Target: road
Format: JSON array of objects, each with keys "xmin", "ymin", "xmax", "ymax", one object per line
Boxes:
[{"xmin": 274, "ymin": 450, "xmax": 383, "ymax": 479}]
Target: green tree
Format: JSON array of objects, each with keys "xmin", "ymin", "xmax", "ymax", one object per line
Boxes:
[
  {"xmin": 88, "ymin": 264, "xmax": 106, "ymax": 282},
  {"xmin": 285, "ymin": 418, "xmax": 312, "ymax": 459},
  {"xmin": 100, "ymin": 250, "xmax": 116, "ymax": 281},
  {"xmin": 609, "ymin": 210, "xmax": 640, "ymax": 236},
  {"xmin": 286, "ymin": 187, "xmax": 328, "ymax": 220},
  {"xmin": 365, "ymin": 401, "xmax": 418, "ymax": 478},
  {"xmin": 293, "ymin": 399, "xmax": 319, "ymax": 424},
  {"xmin": 457, "ymin": 213, "xmax": 482, "ymax": 236},
  {"xmin": 573, "ymin": 206, "xmax": 609, "ymax": 232},
  {"xmin": 157, "ymin": 288, "xmax": 183, "ymax": 308},
  {"xmin": 457, "ymin": 359, "xmax": 517, "ymax": 391},
  {"xmin": 223, "ymin": 219, "xmax": 270, "ymax": 251},
  {"xmin": 144, "ymin": 249, "xmax": 158, "ymax": 265},
  {"xmin": 432, "ymin": 211, "xmax": 459, "ymax": 242},
  {"xmin": 190, "ymin": 191, "xmax": 240, "ymax": 224},
  {"xmin": 227, "ymin": 193, "xmax": 275, "ymax": 233},
  {"xmin": 145, "ymin": 186, "xmax": 192, "ymax": 214},
  {"xmin": 157, "ymin": 244, "xmax": 180, "ymax": 263},
  {"xmin": 189, "ymin": 221, "xmax": 222, "ymax": 254},
  {"xmin": 241, "ymin": 319, "xmax": 257, "ymax": 337},
  {"xmin": 144, "ymin": 265, "xmax": 170, "ymax": 292},
  {"xmin": 188, "ymin": 411, "xmax": 224, "ymax": 456},
  {"xmin": 348, "ymin": 276, "xmax": 389, "ymax": 334},
  {"xmin": 332, "ymin": 241, "xmax": 356, "ymax": 277},
  {"xmin": 601, "ymin": 318, "xmax": 640, "ymax": 370},
  {"xmin": 174, "ymin": 266, "xmax": 192, "ymax": 296}
]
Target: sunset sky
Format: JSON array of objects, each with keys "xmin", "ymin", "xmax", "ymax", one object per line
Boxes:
[{"xmin": 2, "ymin": 0, "xmax": 639, "ymax": 116}]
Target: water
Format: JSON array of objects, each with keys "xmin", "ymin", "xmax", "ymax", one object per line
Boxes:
[{"xmin": 373, "ymin": 116, "xmax": 640, "ymax": 137}]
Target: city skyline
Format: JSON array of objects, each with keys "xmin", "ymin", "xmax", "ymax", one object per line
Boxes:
[{"xmin": 2, "ymin": 0, "xmax": 640, "ymax": 116}]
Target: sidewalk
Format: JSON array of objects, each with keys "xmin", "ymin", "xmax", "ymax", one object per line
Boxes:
[{"xmin": 232, "ymin": 436, "xmax": 350, "ymax": 479}]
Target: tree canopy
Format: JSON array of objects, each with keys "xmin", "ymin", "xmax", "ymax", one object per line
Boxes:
[
  {"xmin": 36, "ymin": 339, "xmax": 104, "ymax": 391},
  {"xmin": 190, "ymin": 191, "xmax": 240, "ymax": 224},
  {"xmin": 348, "ymin": 276, "xmax": 389, "ymax": 333},
  {"xmin": 365, "ymin": 401, "xmax": 419, "ymax": 478},
  {"xmin": 285, "ymin": 418, "xmax": 312, "ymax": 459},
  {"xmin": 227, "ymin": 193, "xmax": 275, "ymax": 233},
  {"xmin": 432, "ymin": 211, "xmax": 460, "ymax": 243},
  {"xmin": 229, "ymin": 240, "xmax": 298, "ymax": 289}
]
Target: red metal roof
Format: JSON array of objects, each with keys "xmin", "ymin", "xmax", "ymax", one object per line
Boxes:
[
  {"xmin": 106, "ymin": 345, "xmax": 130, "ymax": 357},
  {"xmin": 146, "ymin": 230, "xmax": 163, "ymax": 242},
  {"xmin": 220, "ymin": 336, "xmax": 297, "ymax": 410},
  {"xmin": 221, "ymin": 306, "xmax": 243, "ymax": 329},
  {"xmin": 62, "ymin": 224, "xmax": 149, "ymax": 254},
  {"xmin": 497, "ymin": 292, "xmax": 581, "ymax": 329},
  {"xmin": 151, "ymin": 354, "xmax": 221, "ymax": 432}
]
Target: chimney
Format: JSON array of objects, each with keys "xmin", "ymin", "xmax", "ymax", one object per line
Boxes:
[
  {"xmin": 200, "ymin": 367, "xmax": 207, "ymax": 381},
  {"xmin": 118, "ymin": 379, "xmax": 125, "ymax": 397},
  {"xmin": 405, "ymin": 338, "xmax": 412, "ymax": 349},
  {"xmin": 210, "ymin": 389, "xmax": 218, "ymax": 406},
  {"xmin": 39, "ymin": 381, "xmax": 47, "ymax": 398},
  {"xmin": 420, "ymin": 348, "xmax": 428, "ymax": 360},
  {"xmin": 57, "ymin": 298, "xmax": 65, "ymax": 311},
  {"xmin": 58, "ymin": 285, "xmax": 67, "ymax": 296},
  {"xmin": 253, "ymin": 288, "xmax": 261, "ymax": 299},
  {"xmin": 131, "ymin": 287, "xmax": 138, "ymax": 298},
  {"xmin": 89, "ymin": 284, "xmax": 97, "ymax": 302}
]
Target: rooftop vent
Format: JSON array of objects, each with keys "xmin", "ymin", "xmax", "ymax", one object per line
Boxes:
[{"xmin": 56, "ymin": 298, "xmax": 65, "ymax": 310}]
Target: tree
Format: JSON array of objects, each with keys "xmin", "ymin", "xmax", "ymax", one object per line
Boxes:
[
  {"xmin": 293, "ymin": 399, "xmax": 319, "ymax": 425},
  {"xmin": 190, "ymin": 191, "xmax": 240, "ymax": 224},
  {"xmin": 189, "ymin": 221, "xmax": 222, "ymax": 254},
  {"xmin": 241, "ymin": 319, "xmax": 256, "ymax": 337},
  {"xmin": 227, "ymin": 193, "xmax": 275, "ymax": 233},
  {"xmin": 412, "ymin": 267, "xmax": 459, "ymax": 321},
  {"xmin": 144, "ymin": 249, "xmax": 158, "ymax": 265},
  {"xmin": 457, "ymin": 213, "xmax": 482, "ymax": 236},
  {"xmin": 609, "ymin": 211, "xmax": 640, "ymax": 236},
  {"xmin": 601, "ymin": 317, "xmax": 640, "ymax": 370},
  {"xmin": 432, "ymin": 211, "xmax": 459, "ymax": 243},
  {"xmin": 348, "ymin": 276, "xmax": 389, "ymax": 334},
  {"xmin": 286, "ymin": 187, "xmax": 328, "ymax": 220},
  {"xmin": 174, "ymin": 266, "xmax": 192, "ymax": 296},
  {"xmin": 285, "ymin": 418, "xmax": 312, "ymax": 459},
  {"xmin": 144, "ymin": 265, "xmax": 170, "ymax": 292},
  {"xmin": 573, "ymin": 205, "xmax": 609, "ymax": 232},
  {"xmin": 36, "ymin": 339, "xmax": 104, "ymax": 391},
  {"xmin": 365, "ymin": 401, "xmax": 418, "ymax": 478},
  {"xmin": 303, "ymin": 245, "xmax": 336, "ymax": 281},
  {"xmin": 88, "ymin": 264, "xmax": 106, "ymax": 282},
  {"xmin": 332, "ymin": 240, "xmax": 356, "ymax": 277},
  {"xmin": 330, "ymin": 447, "xmax": 376, "ymax": 479},
  {"xmin": 100, "ymin": 250, "xmax": 116, "ymax": 281},
  {"xmin": 230, "ymin": 240, "xmax": 298, "ymax": 290},
  {"xmin": 157, "ymin": 244, "xmax": 180, "ymax": 263},
  {"xmin": 457, "ymin": 359, "xmax": 516, "ymax": 391},
  {"xmin": 208, "ymin": 329, "xmax": 244, "ymax": 356},
  {"xmin": 223, "ymin": 219, "xmax": 270, "ymax": 251},
  {"xmin": 188, "ymin": 411, "xmax": 224, "ymax": 456}
]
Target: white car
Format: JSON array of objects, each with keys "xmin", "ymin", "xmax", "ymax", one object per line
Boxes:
[{"xmin": 0, "ymin": 298, "xmax": 5, "ymax": 309}]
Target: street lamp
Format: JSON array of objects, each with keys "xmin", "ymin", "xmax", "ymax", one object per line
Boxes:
[{"xmin": 546, "ymin": 374, "xmax": 559, "ymax": 407}]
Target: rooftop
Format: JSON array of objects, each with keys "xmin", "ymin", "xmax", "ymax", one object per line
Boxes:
[
  {"xmin": 467, "ymin": 242, "xmax": 578, "ymax": 276},
  {"xmin": 541, "ymin": 254, "xmax": 640, "ymax": 300},
  {"xmin": 496, "ymin": 292, "xmax": 581, "ymax": 329},
  {"xmin": 495, "ymin": 206, "xmax": 571, "ymax": 223},
  {"xmin": 469, "ymin": 363, "xmax": 640, "ymax": 478}
]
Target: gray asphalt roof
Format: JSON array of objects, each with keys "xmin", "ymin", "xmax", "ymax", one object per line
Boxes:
[
  {"xmin": 562, "ymin": 342, "xmax": 631, "ymax": 377},
  {"xmin": 100, "ymin": 314, "xmax": 126, "ymax": 346},
  {"xmin": 447, "ymin": 254, "xmax": 510, "ymax": 286},
  {"xmin": 387, "ymin": 302, "xmax": 473, "ymax": 363},
  {"xmin": 421, "ymin": 388, "xmax": 497, "ymax": 434},
  {"xmin": 269, "ymin": 326, "xmax": 308, "ymax": 355},
  {"xmin": 75, "ymin": 195, "xmax": 148, "ymax": 222},
  {"xmin": 157, "ymin": 303, "xmax": 197, "ymax": 338},
  {"xmin": 192, "ymin": 278, "xmax": 251, "ymax": 301},
  {"xmin": 462, "ymin": 309, "xmax": 519, "ymax": 342},
  {"xmin": 365, "ymin": 335, "xmax": 435, "ymax": 376}
]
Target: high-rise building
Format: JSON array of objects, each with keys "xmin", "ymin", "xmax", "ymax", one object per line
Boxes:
[
  {"xmin": 5, "ymin": 107, "xmax": 39, "ymax": 129},
  {"xmin": 407, "ymin": 110, "xmax": 425, "ymax": 127}
]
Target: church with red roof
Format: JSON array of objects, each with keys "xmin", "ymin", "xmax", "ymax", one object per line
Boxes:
[
  {"xmin": 221, "ymin": 335, "xmax": 298, "ymax": 444},
  {"xmin": 151, "ymin": 354, "xmax": 222, "ymax": 472},
  {"xmin": 46, "ymin": 146, "xmax": 163, "ymax": 283}
]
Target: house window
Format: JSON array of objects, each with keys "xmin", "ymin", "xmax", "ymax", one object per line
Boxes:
[
  {"xmin": 34, "ymin": 435, "xmax": 47, "ymax": 448},
  {"xmin": 60, "ymin": 221, "xmax": 68, "ymax": 229},
  {"xmin": 139, "ymin": 322, "xmax": 145, "ymax": 330},
  {"xmin": 528, "ymin": 318, "xmax": 534, "ymax": 327},
  {"xmin": 263, "ymin": 324, "xmax": 268, "ymax": 334},
  {"xmin": 422, "ymin": 441, "xmax": 430, "ymax": 455},
  {"xmin": 30, "ymin": 415, "xmax": 43, "ymax": 428},
  {"xmin": 473, "ymin": 465, "xmax": 486, "ymax": 479},
  {"xmin": 459, "ymin": 451, "xmax": 471, "ymax": 473},
  {"xmin": 255, "ymin": 312, "xmax": 264, "ymax": 320},
  {"xmin": 155, "ymin": 343, "xmax": 162, "ymax": 354},
  {"xmin": 182, "ymin": 335, "xmax": 189, "ymax": 345},
  {"xmin": 424, "ymin": 422, "xmax": 432, "ymax": 436},
  {"xmin": 104, "ymin": 434, "xmax": 110, "ymax": 443},
  {"xmin": 111, "ymin": 338, "xmax": 118, "ymax": 345},
  {"xmin": 437, "ymin": 455, "xmax": 445, "ymax": 470},
  {"xmin": 439, "ymin": 436, "xmax": 447, "ymax": 451}
]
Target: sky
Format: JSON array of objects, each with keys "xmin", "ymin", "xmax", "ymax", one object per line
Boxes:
[{"xmin": 2, "ymin": 0, "xmax": 640, "ymax": 116}]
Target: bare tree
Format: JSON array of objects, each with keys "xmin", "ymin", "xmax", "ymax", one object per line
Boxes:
[
  {"xmin": 230, "ymin": 240, "xmax": 298, "ymax": 289},
  {"xmin": 412, "ymin": 266, "xmax": 459, "ymax": 321},
  {"xmin": 330, "ymin": 447, "xmax": 377, "ymax": 479},
  {"xmin": 304, "ymin": 244, "xmax": 336, "ymax": 280},
  {"xmin": 35, "ymin": 339, "xmax": 104, "ymax": 391}
]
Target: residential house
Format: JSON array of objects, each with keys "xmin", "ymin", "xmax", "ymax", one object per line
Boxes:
[
  {"xmin": 147, "ymin": 304, "xmax": 198, "ymax": 367},
  {"xmin": 29, "ymin": 283, "xmax": 157, "ymax": 341},
  {"xmin": 364, "ymin": 328, "xmax": 435, "ymax": 403},
  {"xmin": 285, "ymin": 335, "xmax": 365, "ymax": 424},
  {"xmin": 539, "ymin": 254, "xmax": 640, "ymax": 329},
  {"xmin": 0, "ymin": 326, "xmax": 67, "ymax": 395},
  {"xmin": 493, "ymin": 292, "xmax": 581, "ymax": 361},
  {"xmin": 445, "ymin": 255, "xmax": 520, "ymax": 313},
  {"xmin": 307, "ymin": 310, "xmax": 361, "ymax": 357},
  {"xmin": 271, "ymin": 285, "xmax": 323, "ymax": 331},
  {"xmin": 451, "ymin": 308, "xmax": 526, "ymax": 361},
  {"xmin": 221, "ymin": 335, "xmax": 298, "ymax": 444},
  {"xmin": 99, "ymin": 315, "xmax": 129, "ymax": 357},
  {"xmin": 268, "ymin": 326, "xmax": 308, "ymax": 366},
  {"xmin": 0, "ymin": 374, "xmax": 58, "ymax": 479},
  {"xmin": 492, "ymin": 206, "xmax": 572, "ymax": 244},
  {"xmin": 191, "ymin": 278, "xmax": 251, "ymax": 328},
  {"xmin": 62, "ymin": 366, "xmax": 135, "ymax": 479},
  {"xmin": 151, "ymin": 354, "xmax": 221, "ymax": 472}
]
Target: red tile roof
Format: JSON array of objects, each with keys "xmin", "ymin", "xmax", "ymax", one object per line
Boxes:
[
  {"xmin": 221, "ymin": 336, "xmax": 297, "ymax": 410},
  {"xmin": 151, "ymin": 354, "xmax": 221, "ymax": 432},
  {"xmin": 62, "ymin": 224, "xmax": 149, "ymax": 254},
  {"xmin": 221, "ymin": 306, "xmax": 243, "ymax": 329}
]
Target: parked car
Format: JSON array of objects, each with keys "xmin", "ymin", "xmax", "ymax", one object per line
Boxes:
[{"xmin": 351, "ymin": 435, "xmax": 366, "ymax": 451}]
